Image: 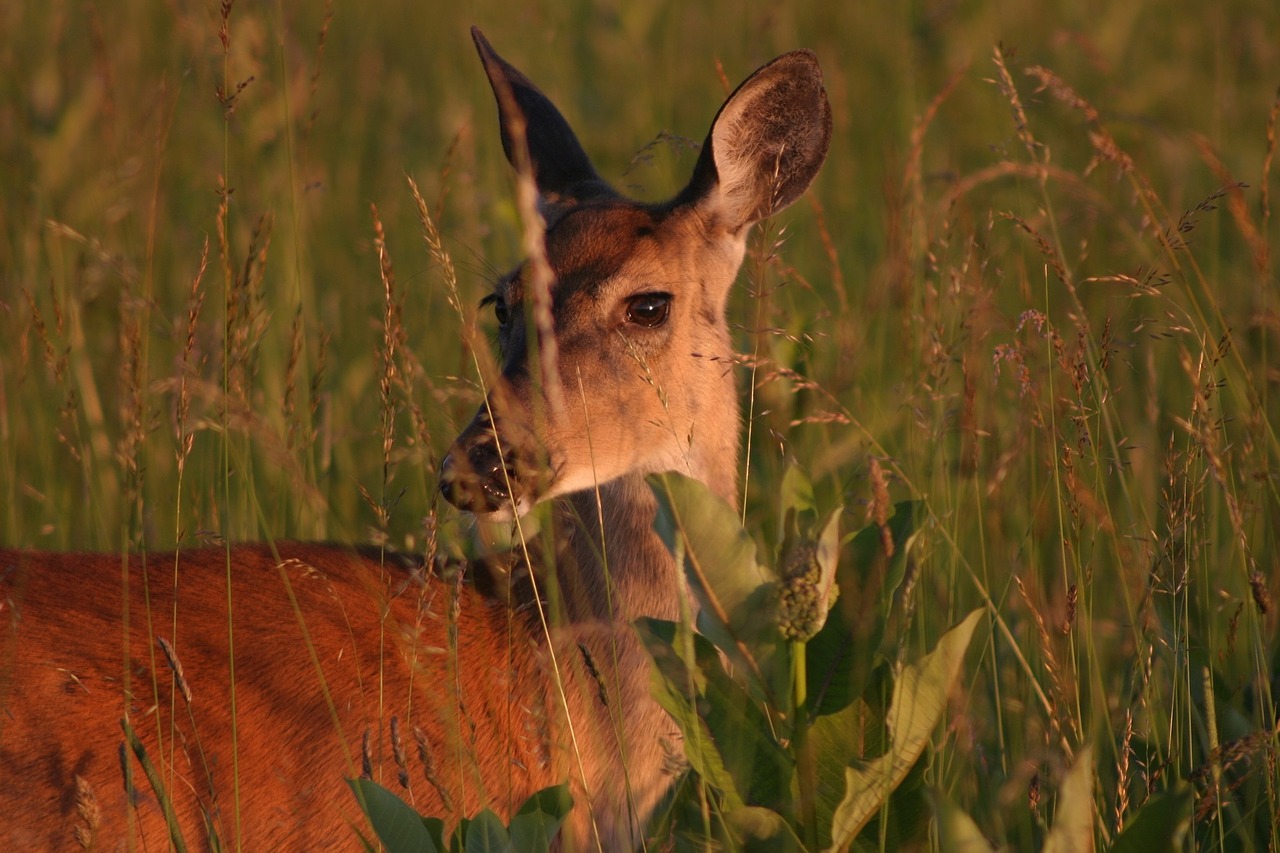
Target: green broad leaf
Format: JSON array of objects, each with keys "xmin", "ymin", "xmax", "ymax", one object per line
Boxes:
[
  {"xmin": 807, "ymin": 698, "xmax": 877, "ymax": 844},
  {"xmin": 464, "ymin": 810, "xmax": 510, "ymax": 853},
  {"xmin": 505, "ymin": 815, "xmax": 555, "ymax": 852},
  {"xmin": 1109, "ymin": 784, "xmax": 1192, "ymax": 853},
  {"xmin": 817, "ymin": 505, "xmax": 842, "ymax": 565},
  {"xmin": 928, "ymin": 789, "xmax": 997, "ymax": 853},
  {"xmin": 637, "ymin": 616, "xmax": 794, "ymax": 810},
  {"xmin": 449, "ymin": 818, "xmax": 467, "ymax": 853},
  {"xmin": 347, "ymin": 778, "xmax": 442, "ymax": 853},
  {"xmin": 812, "ymin": 505, "xmax": 842, "ymax": 624},
  {"xmin": 508, "ymin": 785, "xmax": 572, "ymax": 852},
  {"xmin": 807, "ymin": 694, "xmax": 931, "ymax": 852},
  {"xmin": 649, "ymin": 473, "xmax": 785, "ymax": 700},
  {"xmin": 424, "ymin": 818, "xmax": 447, "ymax": 851},
  {"xmin": 1043, "ymin": 748, "xmax": 1093, "ymax": 853},
  {"xmin": 514, "ymin": 784, "xmax": 573, "ymax": 820},
  {"xmin": 780, "ymin": 464, "xmax": 817, "ymax": 520},
  {"xmin": 725, "ymin": 806, "xmax": 805, "ymax": 852},
  {"xmin": 807, "ymin": 500, "xmax": 923, "ymax": 717},
  {"xmin": 826, "ymin": 610, "xmax": 982, "ymax": 852},
  {"xmin": 636, "ymin": 616, "xmax": 746, "ymax": 809},
  {"xmin": 849, "ymin": 759, "xmax": 931, "ymax": 853},
  {"xmin": 641, "ymin": 771, "xmax": 709, "ymax": 845}
]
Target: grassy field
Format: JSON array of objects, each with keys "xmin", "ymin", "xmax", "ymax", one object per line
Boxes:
[{"xmin": 3, "ymin": 0, "xmax": 1279, "ymax": 849}]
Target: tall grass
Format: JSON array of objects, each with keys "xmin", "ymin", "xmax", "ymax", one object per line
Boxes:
[{"xmin": 2, "ymin": 0, "xmax": 1278, "ymax": 848}]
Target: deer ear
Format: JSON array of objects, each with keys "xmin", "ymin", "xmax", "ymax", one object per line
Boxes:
[
  {"xmin": 680, "ymin": 50, "xmax": 831, "ymax": 230},
  {"xmin": 472, "ymin": 27, "xmax": 614, "ymax": 206}
]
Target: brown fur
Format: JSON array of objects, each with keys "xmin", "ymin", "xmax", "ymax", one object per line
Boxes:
[{"xmin": 1, "ymin": 546, "xmax": 546, "ymax": 848}]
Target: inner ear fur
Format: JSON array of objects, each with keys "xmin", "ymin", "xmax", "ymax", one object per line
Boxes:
[{"xmin": 681, "ymin": 50, "xmax": 832, "ymax": 230}]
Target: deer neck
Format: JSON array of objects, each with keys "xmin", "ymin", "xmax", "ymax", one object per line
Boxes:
[{"xmin": 558, "ymin": 372, "xmax": 741, "ymax": 625}]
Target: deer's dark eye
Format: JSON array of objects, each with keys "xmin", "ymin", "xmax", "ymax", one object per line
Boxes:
[
  {"xmin": 480, "ymin": 292, "xmax": 511, "ymax": 327},
  {"xmin": 625, "ymin": 293, "xmax": 671, "ymax": 328}
]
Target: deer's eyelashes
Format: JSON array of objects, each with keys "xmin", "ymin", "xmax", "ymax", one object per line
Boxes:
[
  {"xmin": 625, "ymin": 292, "xmax": 672, "ymax": 328},
  {"xmin": 482, "ymin": 293, "xmax": 511, "ymax": 327}
]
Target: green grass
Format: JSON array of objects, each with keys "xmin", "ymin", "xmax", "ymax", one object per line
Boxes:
[{"xmin": 3, "ymin": 0, "xmax": 1279, "ymax": 849}]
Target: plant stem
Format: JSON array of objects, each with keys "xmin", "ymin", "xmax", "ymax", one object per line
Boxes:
[{"xmin": 794, "ymin": 640, "xmax": 818, "ymax": 850}]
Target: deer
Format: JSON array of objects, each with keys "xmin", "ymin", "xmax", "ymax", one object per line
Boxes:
[{"xmin": 0, "ymin": 27, "xmax": 830, "ymax": 851}]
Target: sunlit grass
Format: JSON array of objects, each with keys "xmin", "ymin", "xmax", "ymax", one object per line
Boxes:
[{"xmin": 2, "ymin": 0, "xmax": 1278, "ymax": 848}]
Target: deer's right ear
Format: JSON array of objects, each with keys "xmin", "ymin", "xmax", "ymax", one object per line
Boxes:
[
  {"xmin": 472, "ymin": 27, "xmax": 614, "ymax": 206},
  {"xmin": 680, "ymin": 50, "xmax": 832, "ymax": 232}
]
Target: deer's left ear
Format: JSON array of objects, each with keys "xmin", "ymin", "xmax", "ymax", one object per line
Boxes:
[
  {"xmin": 679, "ymin": 50, "xmax": 832, "ymax": 231},
  {"xmin": 472, "ymin": 27, "xmax": 615, "ymax": 206}
]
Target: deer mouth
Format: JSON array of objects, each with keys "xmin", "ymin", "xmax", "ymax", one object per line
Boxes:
[
  {"xmin": 438, "ymin": 435, "xmax": 553, "ymax": 519},
  {"xmin": 440, "ymin": 442, "xmax": 515, "ymax": 514}
]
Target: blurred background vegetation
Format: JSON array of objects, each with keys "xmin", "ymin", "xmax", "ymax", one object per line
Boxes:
[{"xmin": 2, "ymin": 0, "xmax": 1278, "ymax": 848}]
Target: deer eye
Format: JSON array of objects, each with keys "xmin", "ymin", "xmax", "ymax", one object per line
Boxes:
[
  {"xmin": 480, "ymin": 292, "xmax": 511, "ymax": 327},
  {"xmin": 625, "ymin": 293, "xmax": 671, "ymax": 328}
]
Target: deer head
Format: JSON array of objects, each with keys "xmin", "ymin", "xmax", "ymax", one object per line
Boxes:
[{"xmin": 440, "ymin": 29, "xmax": 831, "ymax": 523}]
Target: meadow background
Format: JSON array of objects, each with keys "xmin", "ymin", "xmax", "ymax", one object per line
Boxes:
[{"xmin": 2, "ymin": 0, "xmax": 1278, "ymax": 848}]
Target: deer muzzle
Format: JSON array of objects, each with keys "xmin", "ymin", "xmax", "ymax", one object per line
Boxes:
[{"xmin": 439, "ymin": 404, "xmax": 550, "ymax": 516}]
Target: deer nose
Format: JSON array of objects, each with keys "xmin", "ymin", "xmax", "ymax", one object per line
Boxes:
[{"xmin": 439, "ymin": 442, "xmax": 512, "ymax": 514}]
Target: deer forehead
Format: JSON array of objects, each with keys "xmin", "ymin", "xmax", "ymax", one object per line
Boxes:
[{"xmin": 501, "ymin": 202, "xmax": 730, "ymax": 310}]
